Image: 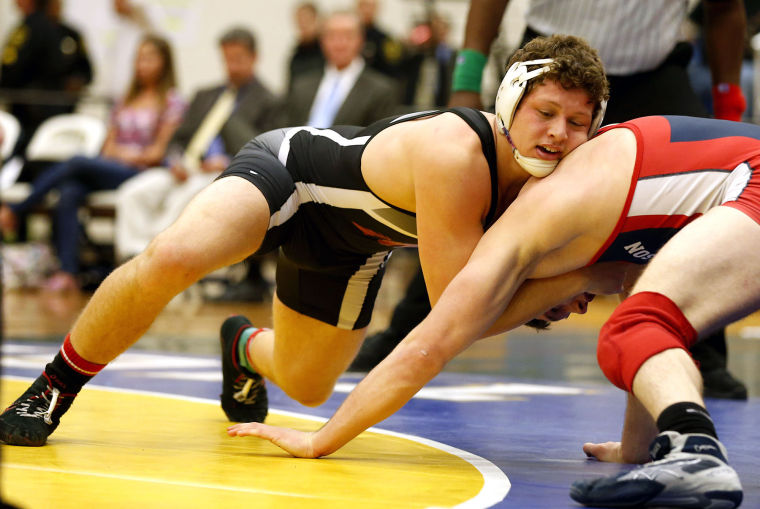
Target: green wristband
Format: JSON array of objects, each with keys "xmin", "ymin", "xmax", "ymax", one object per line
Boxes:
[{"xmin": 452, "ymin": 49, "xmax": 488, "ymax": 93}]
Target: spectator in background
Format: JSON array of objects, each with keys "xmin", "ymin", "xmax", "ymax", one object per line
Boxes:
[
  {"xmin": 287, "ymin": 10, "xmax": 399, "ymax": 128},
  {"xmin": 103, "ymin": 0, "xmax": 156, "ymax": 101},
  {"xmin": 356, "ymin": 0, "xmax": 404, "ymax": 80},
  {"xmin": 400, "ymin": 12, "xmax": 456, "ymax": 109},
  {"xmin": 352, "ymin": 0, "xmax": 750, "ymax": 402},
  {"xmin": 115, "ymin": 27, "xmax": 284, "ymax": 302},
  {"xmin": 287, "ymin": 2, "xmax": 325, "ymax": 94},
  {"xmin": 0, "ymin": 34, "xmax": 184, "ymax": 292},
  {"xmin": 687, "ymin": 0, "xmax": 760, "ymax": 121},
  {"xmin": 0, "ymin": 0, "xmax": 93, "ymax": 157}
]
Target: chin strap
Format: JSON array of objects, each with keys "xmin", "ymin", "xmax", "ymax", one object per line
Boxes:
[
  {"xmin": 512, "ymin": 147, "xmax": 558, "ymax": 177},
  {"xmin": 502, "ymin": 127, "xmax": 558, "ymax": 178}
]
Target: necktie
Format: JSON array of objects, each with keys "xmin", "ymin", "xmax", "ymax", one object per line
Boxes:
[
  {"xmin": 183, "ymin": 87, "xmax": 236, "ymax": 174},
  {"xmin": 308, "ymin": 75, "xmax": 343, "ymax": 128}
]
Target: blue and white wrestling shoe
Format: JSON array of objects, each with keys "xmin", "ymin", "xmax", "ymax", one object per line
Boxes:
[{"xmin": 570, "ymin": 431, "xmax": 743, "ymax": 508}]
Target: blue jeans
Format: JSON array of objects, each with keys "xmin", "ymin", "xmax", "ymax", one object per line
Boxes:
[{"xmin": 11, "ymin": 155, "xmax": 138, "ymax": 274}]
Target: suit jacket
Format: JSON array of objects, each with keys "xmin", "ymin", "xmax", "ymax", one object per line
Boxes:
[
  {"xmin": 169, "ymin": 77, "xmax": 284, "ymax": 157},
  {"xmin": 287, "ymin": 65, "xmax": 400, "ymax": 127}
]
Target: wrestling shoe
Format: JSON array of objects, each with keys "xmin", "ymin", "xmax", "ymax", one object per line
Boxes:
[
  {"xmin": 570, "ymin": 431, "xmax": 743, "ymax": 508},
  {"xmin": 0, "ymin": 373, "xmax": 77, "ymax": 446},
  {"xmin": 220, "ymin": 315, "xmax": 268, "ymax": 423}
]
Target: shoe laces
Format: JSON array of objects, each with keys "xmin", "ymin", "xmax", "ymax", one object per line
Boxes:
[
  {"xmin": 232, "ymin": 376, "xmax": 261, "ymax": 404},
  {"xmin": 15, "ymin": 387, "xmax": 61, "ymax": 424},
  {"xmin": 43, "ymin": 388, "xmax": 60, "ymax": 425}
]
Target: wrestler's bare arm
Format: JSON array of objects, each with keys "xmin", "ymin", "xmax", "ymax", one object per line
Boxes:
[
  {"xmin": 295, "ymin": 144, "xmax": 620, "ymax": 456},
  {"xmin": 227, "ymin": 118, "xmax": 500, "ymax": 457},
  {"xmin": 412, "ymin": 117, "xmax": 498, "ymax": 306},
  {"xmin": 228, "ymin": 130, "xmax": 635, "ymax": 457},
  {"xmin": 488, "ymin": 262, "xmax": 632, "ymax": 334}
]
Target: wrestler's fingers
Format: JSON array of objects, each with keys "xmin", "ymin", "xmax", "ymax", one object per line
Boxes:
[{"xmin": 582, "ymin": 441, "xmax": 624, "ymax": 463}]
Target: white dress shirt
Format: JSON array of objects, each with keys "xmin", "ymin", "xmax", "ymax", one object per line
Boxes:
[{"xmin": 307, "ymin": 57, "xmax": 366, "ymax": 128}]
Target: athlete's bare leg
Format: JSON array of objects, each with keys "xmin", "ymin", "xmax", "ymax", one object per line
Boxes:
[
  {"xmin": 248, "ymin": 296, "xmax": 367, "ymax": 406},
  {"xmin": 69, "ymin": 176, "xmax": 270, "ymax": 363},
  {"xmin": 71, "ymin": 169, "xmax": 370, "ymax": 409},
  {"xmin": 629, "ymin": 205, "xmax": 760, "ymax": 417},
  {"xmin": 571, "ymin": 206, "xmax": 753, "ymax": 507}
]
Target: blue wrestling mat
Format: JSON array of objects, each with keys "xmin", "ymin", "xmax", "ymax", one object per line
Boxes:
[{"xmin": 2, "ymin": 341, "xmax": 759, "ymax": 508}]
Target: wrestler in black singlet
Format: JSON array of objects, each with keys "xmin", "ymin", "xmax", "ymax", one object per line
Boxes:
[{"xmin": 218, "ymin": 107, "xmax": 499, "ymax": 329}]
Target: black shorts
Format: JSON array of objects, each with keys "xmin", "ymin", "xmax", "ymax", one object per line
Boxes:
[{"xmin": 217, "ymin": 127, "xmax": 415, "ymax": 329}]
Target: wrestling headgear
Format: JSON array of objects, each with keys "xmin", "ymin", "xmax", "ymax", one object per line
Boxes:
[{"xmin": 494, "ymin": 58, "xmax": 607, "ymax": 178}]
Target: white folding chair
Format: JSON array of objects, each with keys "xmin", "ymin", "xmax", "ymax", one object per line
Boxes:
[
  {"xmin": 0, "ymin": 111, "xmax": 23, "ymax": 191},
  {"xmin": 2, "ymin": 113, "xmax": 107, "ymax": 197},
  {"xmin": 0, "ymin": 110, "xmax": 20, "ymax": 162},
  {"xmin": 25, "ymin": 113, "xmax": 107, "ymax": 162},
  {"xmin": 3, "ymin": 113, "xmax": 111, "ymax": 247}
]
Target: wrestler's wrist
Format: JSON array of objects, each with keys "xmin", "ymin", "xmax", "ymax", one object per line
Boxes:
[
  {"xmin": 712, "ymin": 82, "xmax": 746, "ymax": 122},
  {"xmin": 452, "ymin": 48, "xmax": 488, "ymax": 93}
]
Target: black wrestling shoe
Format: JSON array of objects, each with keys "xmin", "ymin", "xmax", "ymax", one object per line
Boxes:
[
  {"xmin": 348, "ymin": 330, "xmax": 401, "ymax": 371},
  {"xmin": 570, "ymin": 431, "xmax": 743, "ymax": 508},
  {"xmin": 702, "ymin": 369, "xmax": 748, "ymax": 401},
  {"xmin": 0, "ymin": 373, "xmax": 77, "ymax": 446},
  {"xmin": 219, "ymin": 315, "xmax": 268, "ymax": 423}
]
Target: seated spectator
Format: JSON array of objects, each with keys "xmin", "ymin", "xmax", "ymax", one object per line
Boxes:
[
  {"xmin": 287, "ymin": 10, "xmax": 400, "ymax": 128},
  {"xmin": 114, "ymin": 27, "xmax": 284, "ymax": 265},
  {"xmin": 0, "ymin": 34, "xmax": 185, "ymax": 292}
]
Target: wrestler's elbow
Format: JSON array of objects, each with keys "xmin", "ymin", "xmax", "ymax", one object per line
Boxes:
[{"xmin": 394, "ymin": 339, "xmax": 450, "ymax": 382}]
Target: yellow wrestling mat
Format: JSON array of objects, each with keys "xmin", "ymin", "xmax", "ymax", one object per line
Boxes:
[{"xmin": 1, "ymin": 379, "xmax": 504, "ymax": 508}]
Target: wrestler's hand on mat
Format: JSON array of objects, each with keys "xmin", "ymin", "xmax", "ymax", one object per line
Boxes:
[
  {"xmin": 582, "ymin": 441, "xmax": 624, "ymax": 463},
  {"xmin": 227, "ymin": 422, "xmax": 318, "ymax": 458}
]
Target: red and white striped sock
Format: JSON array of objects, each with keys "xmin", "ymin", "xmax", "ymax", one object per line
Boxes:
[{"xmin": 46, "ymin": 335, "xmax": 106, "ymax": 391}]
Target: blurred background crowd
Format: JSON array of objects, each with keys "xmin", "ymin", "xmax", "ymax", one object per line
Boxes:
[
  {"xmin": 0, "ymin": 0, "xmax": 470, "ymax": 296},
  {"xmin": 0, "ymin": 0, "xmax": 759, "ymax": 301}
]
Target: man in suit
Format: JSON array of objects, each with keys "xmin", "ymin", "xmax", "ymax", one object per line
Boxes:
[
  {"xmin": 115, "ymin": 27, "xmax": 284, "ymax": 272},
  {"xmin": 287, "ymin": 10, "xmax": 399, "ymax": 128}
]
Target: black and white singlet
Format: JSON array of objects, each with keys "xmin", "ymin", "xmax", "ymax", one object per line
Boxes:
[{"xmin": 218, "ymin": 107, "xmax": 498, "ymax": 329}]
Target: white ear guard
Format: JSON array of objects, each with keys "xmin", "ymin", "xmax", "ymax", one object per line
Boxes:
[
  {"xmin": 494, "ymin": 58, "xmax": 607, "ymax": 177},
  {"xmin": 590, "ymin": 99, "xmax": 607, "ymax": 134},
  {"xmin": 495, "ymin": 58, "xmax": 554, "ymax": 135},
  {"xmin": 495, "ymin": 58, "xmax": 606, "ymax": 135}
]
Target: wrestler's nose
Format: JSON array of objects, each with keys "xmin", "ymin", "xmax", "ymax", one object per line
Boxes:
[
  {"xmin": 571, "ymin": 297, "xmax": 588, "ymax": 315},
  {"xmin": 547, "ymin": 117, "xmax": 568, "ymax": 143}
]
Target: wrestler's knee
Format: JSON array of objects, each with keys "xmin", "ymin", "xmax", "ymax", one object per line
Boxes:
[
  {"xmin": 598, "ymin": 292, "xmax": 698, "ymax": 391},
  {"xmin": 278, "ymin": 373, "xmax": 333, "ymax": 407},
  {"xmin": 275, "ymin": 353, "xmax": 337, "ymax": 407},
  {"xmin": 139, "ymin": 230, "xmax": 209, "ymax": 286}
]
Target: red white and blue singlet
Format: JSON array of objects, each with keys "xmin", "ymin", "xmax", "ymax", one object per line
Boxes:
[{"xmin": 590, "ymin": 115, "xmax": 760, "ymax": 264}]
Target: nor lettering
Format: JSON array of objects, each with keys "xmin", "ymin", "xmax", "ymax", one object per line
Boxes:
[{"xmin": 624, "ymin": 241, "xmax": 654, "ymax": 260}]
